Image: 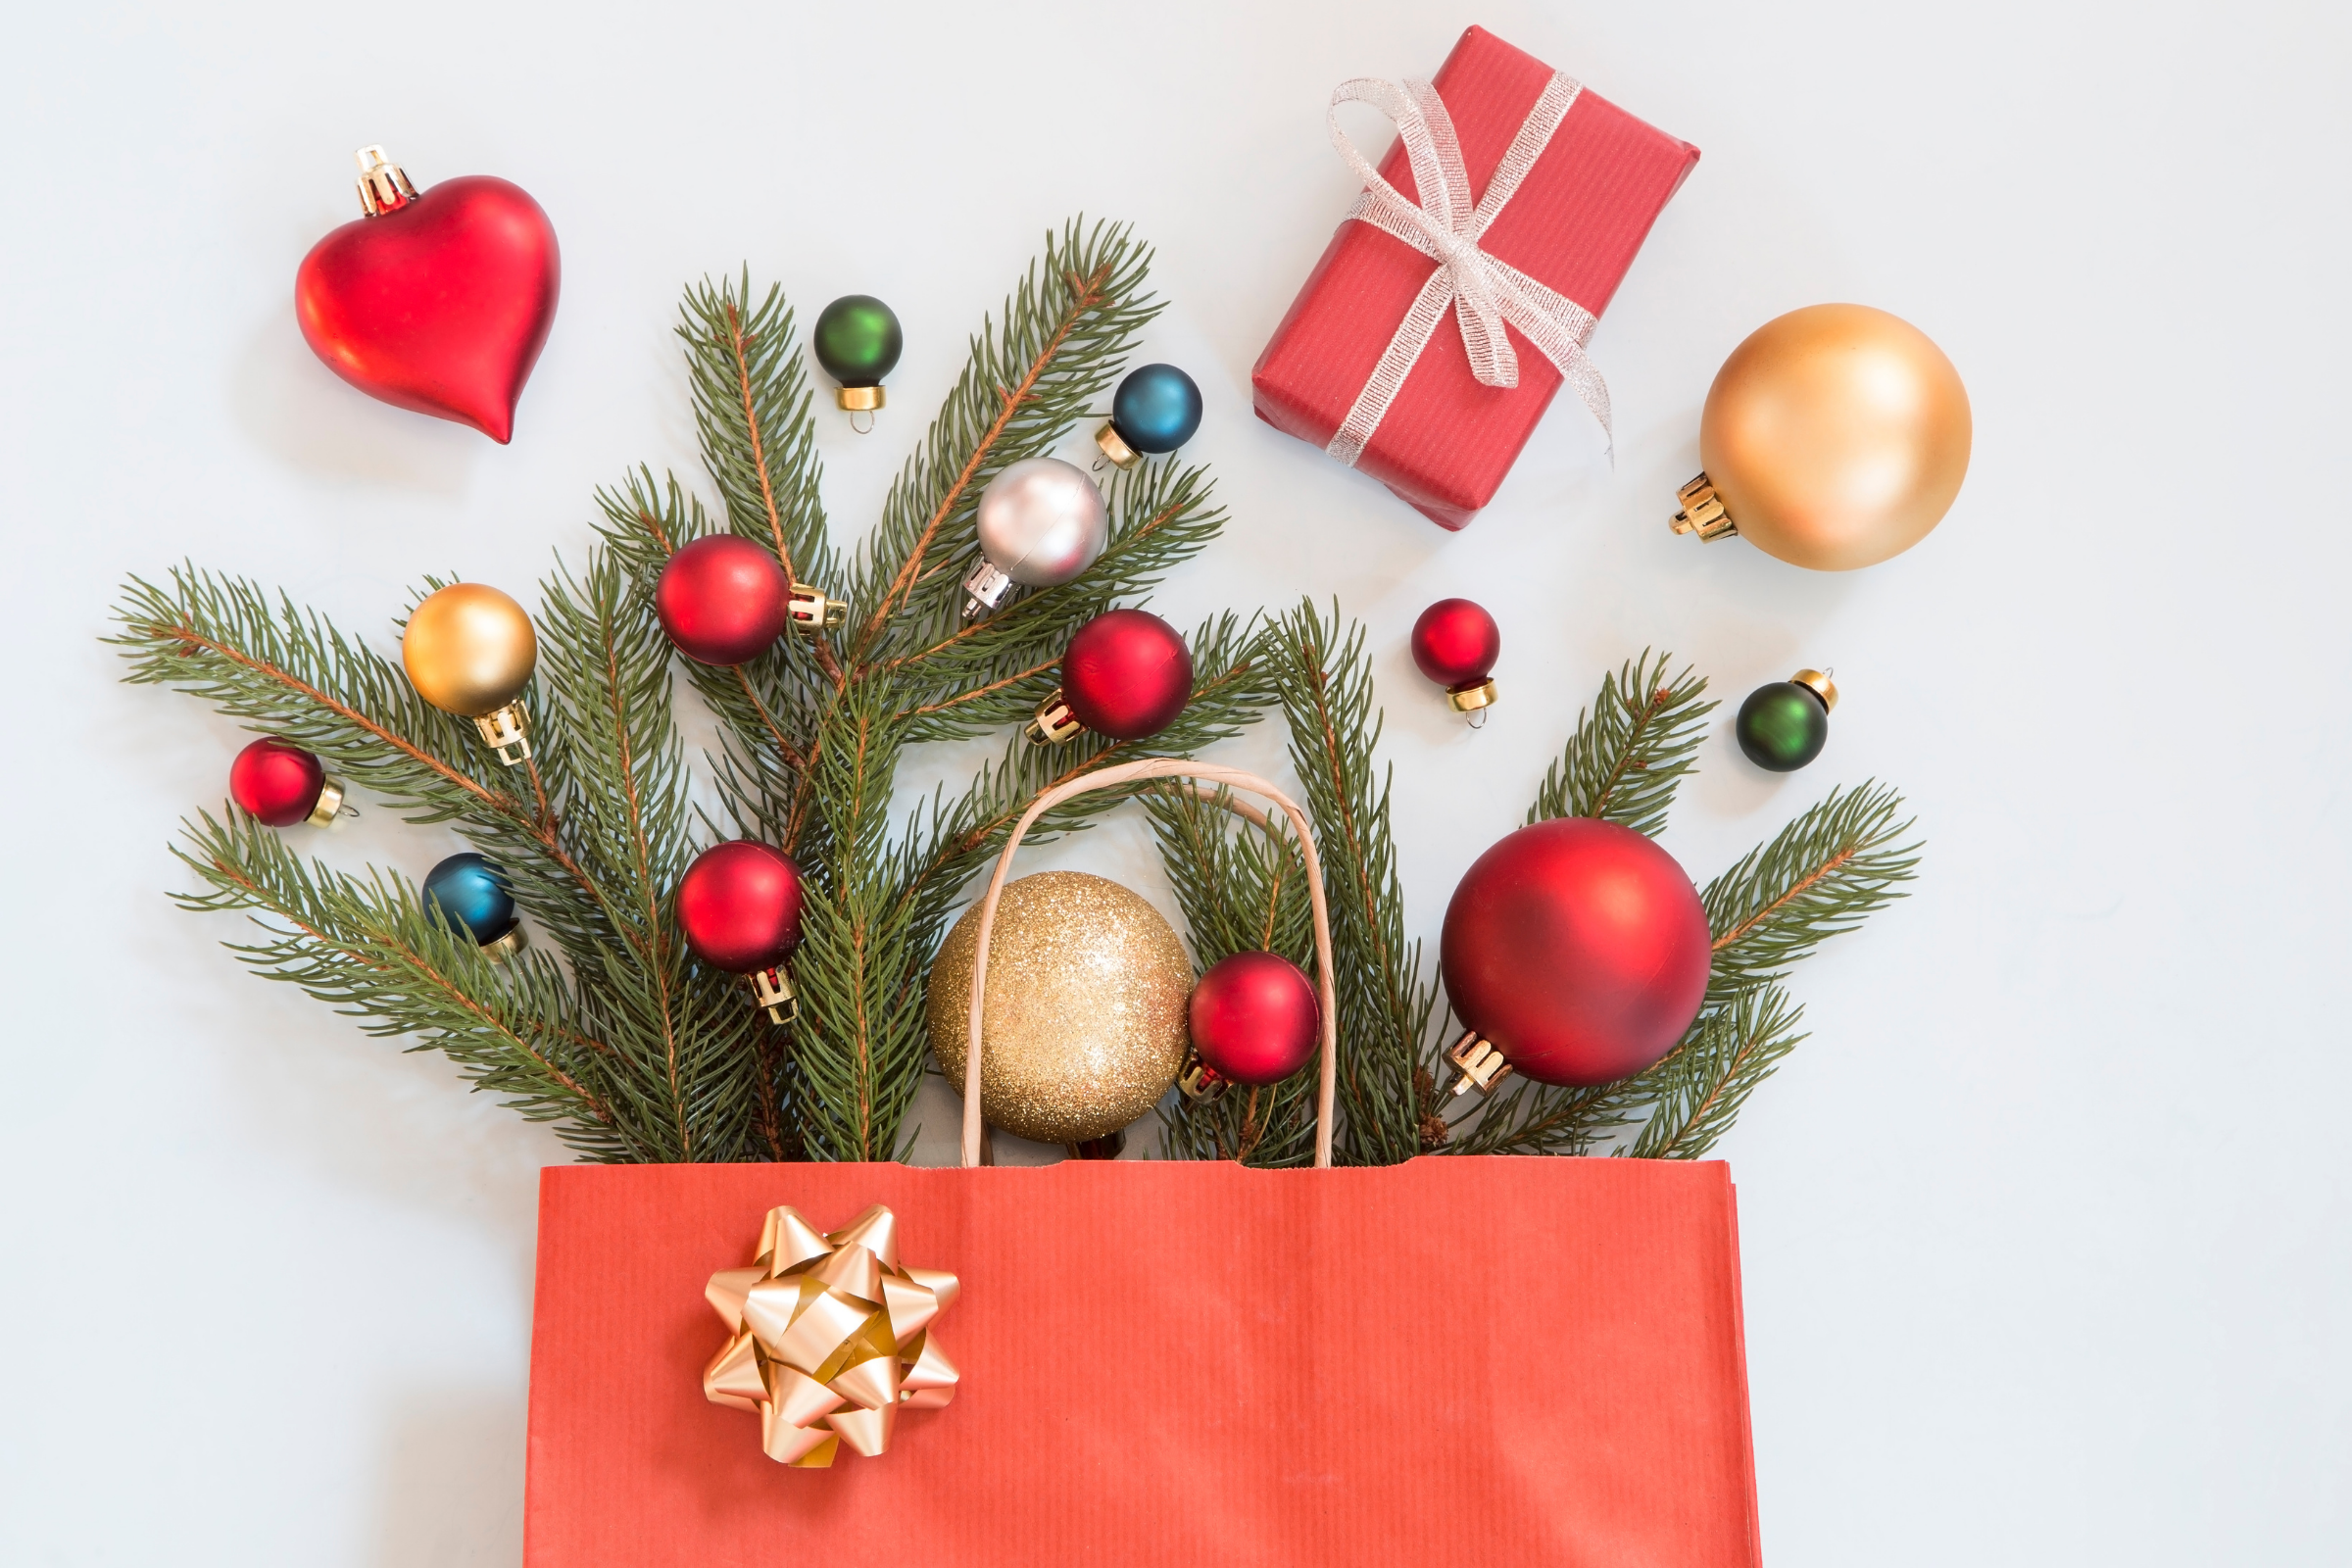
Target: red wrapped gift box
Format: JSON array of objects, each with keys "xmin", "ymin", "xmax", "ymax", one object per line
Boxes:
[{"xmin": 1252, "ymin": 26, "xmax": 1699, "ymax": 529}]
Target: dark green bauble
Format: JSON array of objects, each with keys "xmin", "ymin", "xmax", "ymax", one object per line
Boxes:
[
  {"xmin": 811, "ymin": 295, "xmax": 904, "ymax": 387},
  {"xmin": 1735, "ymin": 682, "xmax": 1830, "ymax": 771}
]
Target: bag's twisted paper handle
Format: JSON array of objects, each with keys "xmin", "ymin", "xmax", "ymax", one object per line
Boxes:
[
  {"xmin": 961, "ymin": 759, "xmax": 1339, "ymax": 1169},
  {"xmin": 1321, "ymin": 73, "xmax": 1612, "ymax": 466}
]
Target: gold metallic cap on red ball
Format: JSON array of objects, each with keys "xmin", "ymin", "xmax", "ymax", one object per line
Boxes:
[
  {"xmin": 1446, "ymin": 678, "xmax": 1498, "ymax": 713},
  {"xmin": 1025, "ymin": 688, "xmax": 1082, "ymax": 746},
  {"xmin": 1790, "ymin": 668, "xmax": 1838, "ymax": 711},
  {"xmin": 751, "ymin": 965, "xmax": 797, "ymax": 1026},
  {"xmin": 306, "ymin": 776, "xmax": 347, "ymax": 828}
]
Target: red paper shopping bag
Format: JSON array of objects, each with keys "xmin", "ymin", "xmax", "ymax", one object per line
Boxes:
[{"xmin": 523, "ymin": 762, "xmax": 1762, "ymax": 1565}]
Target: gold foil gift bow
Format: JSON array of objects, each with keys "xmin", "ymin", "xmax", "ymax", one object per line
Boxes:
[{"xmin": 702, "ymin": 1203, "xmax": 961, "ymax": 1467}]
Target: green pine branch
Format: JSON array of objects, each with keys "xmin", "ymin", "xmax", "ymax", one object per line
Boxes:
[
  {"xmin": 1527, "ymin": 650, "xmax": 1714, "ymax": 836},
  {"xmin": 1261, "ymin": 599, "xmax": 1445, "ymax": 1166},
  {"xmin": 1623, "ymin": 983, "xmax": 1809, "ymax": 1160},
  {"xmin": 168, "ymin": 809, "xmax": 654, "ymax": 1161},
  {"xmin": 1702, "ymin": 780, "xmax": 1920, "ymax": 1002}
]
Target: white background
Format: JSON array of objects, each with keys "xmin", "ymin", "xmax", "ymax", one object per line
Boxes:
[{"xmin": 2, "ymin": 1, "xmax": 2345, "ymax": 1562}]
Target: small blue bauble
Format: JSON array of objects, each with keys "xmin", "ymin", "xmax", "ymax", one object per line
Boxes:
[
  {"xmin": 1109, "ymin": 364, "xmax": 1202, "ymax": 455},
  {"xmin": 422, "ymin": 852, "xmax": 517, "ymax": 944}
]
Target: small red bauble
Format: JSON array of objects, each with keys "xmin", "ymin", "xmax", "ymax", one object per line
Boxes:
[
  {"xmin": 228, "ymin": 737, "xmax": 341, "ymax": 827},
  {"xmin": 1188, "ymin": 951, "xmax": 1321, "ymax": 1089},
  {"xmin": 1440, "ymin": 818, "xmax": 1710, "ymax": 1089},
  {"xmin": 294, "ymin": 149, "xmax": 560, "ymax": 444},
  {"xmin": 656, "ymin": 536, "xmax": 792, "ymax": 666},
  {"xmin": 1062, "ymin": 609, "xmax": 1194, "ymax": 740},
  {"xmin": 1410, "ymin": 598, "xmax": 1501, "ymax": 714},
  {"xmin": 676, "ymin": 842, "xmax": 805, "ymax": 973}
]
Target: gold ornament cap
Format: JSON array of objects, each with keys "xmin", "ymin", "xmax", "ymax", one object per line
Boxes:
[
  {"xmin": 1446, "ymin": 1030, "xmax": 1512, "ymax": 1097},
  {"xmin": 787, "ymin": 584, "xmax": 848, "ymax": 631},
  {"xmin": 1789, "ymin": 668, "xmax": 1838, "ymax": 712},
  {"xmin": 305, "ymin": 776, "xmax": 347, "ymax": 828},
  {"xmin": 1178, "ymin": 1054, "xmax": 1228, "ymax": 1102},
  {"xmin": 836, "ymin": 385, "xmax": 885, "ymax": 413},
  {"xmin": 1669, "ymin": 472, "xmax": 1738, "ymax": 542},
  {"xmin": 751, "ymin": 965, "xmax": 797, "ymax": 1026},
  {"xmin": 354, "ymin": 146, "xmax": 418, "ymax": 218},
  {"xmin": 1024, "ymin": 689, "xmax": 1082, "ymax": 746},
  {"xmin": 1094, "ymin": 421, "xmax": 1142, "ymax": 470},
  {"xmin": 1446, "ymin": 678, "xmax": 1498, "ymax": 713},
  {"xmin": 480, "ymin": 923, "xmax": 526, "ymax": 964}
]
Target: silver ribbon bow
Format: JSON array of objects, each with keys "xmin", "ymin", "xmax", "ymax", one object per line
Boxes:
[{"xmin": 1322, "ymin": 74, "xmax": 1610, "ymax": 466}]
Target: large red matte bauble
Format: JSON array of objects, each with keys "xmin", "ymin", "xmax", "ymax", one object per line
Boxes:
[
  {"xmin": 295, "ymin": 175, "xmax": 560, "ymax": 443},
  {"xmin": 1409, "ymin": 598, "xmax": 1501, "ymax": 689},
  {"xmin": 676, "ymin": 842, "xmax": 805, "ymax": 974},
  {"xmin": 1062, "ymin": 609, "xmax": 1194, "ymax": 740},
  {"xmin": 656, "ymin": 536, "xmax": 791, "ymax": 665},
  {"xmin": 1440, "ymin": 818, "xmax": 1711, "ymax": 1087},
  {"xmin": 228, "ymin": 737, "xmax": 328, "ymax": 827},
  {"xmin": 1190, "ymin": 951, "xmax": 1321, "ymax": 1087}
]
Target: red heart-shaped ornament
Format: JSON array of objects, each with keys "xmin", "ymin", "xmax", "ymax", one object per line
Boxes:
[{"xmin": 295, "ymin": 172, "xmax": 560, "ymax": 444}]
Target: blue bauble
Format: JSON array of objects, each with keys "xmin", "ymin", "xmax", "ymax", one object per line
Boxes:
[
  {"xmin": 422, "ymin": 852, "xmax": 518, "ymax": 944},
  {"xmin": 1109, "ymin": 364, "xmax": 1203, "ymax": 455}
]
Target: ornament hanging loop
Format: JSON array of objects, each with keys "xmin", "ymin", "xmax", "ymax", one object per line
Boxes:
[
  {"xmin": 353, "ymin": 146, "xmax": 418, "ymax": 218},
  {"xmin": 849, "ymin": 409, "xmax": 874, "ymax": 435}
]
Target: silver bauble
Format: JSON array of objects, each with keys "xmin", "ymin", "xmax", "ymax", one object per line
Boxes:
[{"xmin": 974, "ymin": 458, "xmax": 1108, "ymax": 586}]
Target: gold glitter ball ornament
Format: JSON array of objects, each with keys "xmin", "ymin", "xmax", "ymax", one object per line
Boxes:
[{"xmin": 925, "ymin": 870, "xmax": 1192, "ymax": 1146}]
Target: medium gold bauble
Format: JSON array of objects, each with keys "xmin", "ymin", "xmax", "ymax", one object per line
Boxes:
[
  {"xmin": 925, "ymin": 870, "xmax": 1192, "ymax": 1146},
  {"xmin": 402, "ymin": 583, "xmax": 539, "ymax": 716},
  {"xmin": 1673, "ymin": 304, "xmax": 1971, "ymax": 571}
]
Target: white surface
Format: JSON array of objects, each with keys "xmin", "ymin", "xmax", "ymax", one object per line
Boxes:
[{"xmin": 2, "ymin": 1, "xmax": 2345, "ymax": 1562}]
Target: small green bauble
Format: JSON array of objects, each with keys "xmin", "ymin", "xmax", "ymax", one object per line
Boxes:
[
  {"xmin": 1735, "ymin": 668, "xmax": 1837, "ymax": 772},
  {"xmin": 812, "ymin": 294, "xmax": 904, "ymax": 391}
]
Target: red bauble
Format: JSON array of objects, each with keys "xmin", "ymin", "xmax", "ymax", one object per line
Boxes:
[
  {"xmin": 656, "ymin": 536, "xmax": 791, "ymax": 665},
  {"xmin": 1410, "ymin": 598, "xmax": 1500, "ymax": 691},
  {"xmin": 228, "ymin": 737, "xmax": 333, "ymax": 827},
  {"xmin": 1440, "ymin": 818, "xmax": 1710, "ymax": 1087},
  {"xmin": 295, "ymin": 162, "xmax": 560, "ymax": 444},
  {"xmin": 1189, "ymin": 951, "xmax": 1321, "ymax": 1087},
  {"xmin": 1062, "ymin": 609, "xmax": 1194, "ymax": 740},
  {"xmin": 676, "ymin": 842, "xmax": 805, "ymax": 973}
]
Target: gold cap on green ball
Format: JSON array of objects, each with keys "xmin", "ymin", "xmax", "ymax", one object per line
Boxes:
[{"xmin": 1790, "ymin": 668, "xmax": 1838, "ymax": 711}]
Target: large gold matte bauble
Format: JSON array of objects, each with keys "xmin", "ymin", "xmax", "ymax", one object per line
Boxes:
[
  {"xmin": 402, "ymin": 583, "xmax": 539, "ymax": 716},
  {"xmin": 1686, "ymin": 304, "xmax": 1971, "ymax": 571},
  {"xmin": 925, "ymin": 870, "xmax": 1192, "ymax": 1146}
]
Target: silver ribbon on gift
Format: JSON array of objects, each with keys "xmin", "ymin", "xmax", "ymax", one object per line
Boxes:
[{"xmin": 1322, "ymin": 74, "xmax": 1610, "ymax": 466}]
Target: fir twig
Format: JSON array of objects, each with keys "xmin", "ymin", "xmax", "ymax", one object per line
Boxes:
[
  {"xmin": 1527, "ymin": 650, "xmax": 1714, "ymax": 836},
  {"xmin": 1703, "ymin": 781, "xmax": 1921, "ymax": 1002},
  {"xmin": 1262, "ymin": 600, "xmax": 1444, "ymax": 1165}
]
